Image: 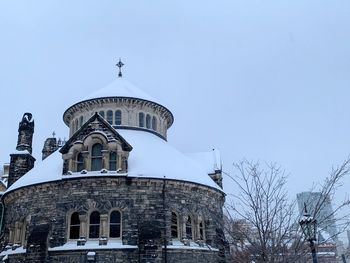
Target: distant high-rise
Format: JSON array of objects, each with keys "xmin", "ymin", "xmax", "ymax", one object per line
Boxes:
[{"xmin": 297, "ymin": 191, "xmax": 337, "ymax": 241}]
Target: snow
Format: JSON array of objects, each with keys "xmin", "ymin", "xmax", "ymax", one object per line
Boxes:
[
  {"xmin": 83, "ymin": 78, "xmax": 160, "ymax": 104},
  {"xmin": 186, "ymin": 149, "xmax": 222, "ymax": 174},
  {"xmin": 166, "ymin": 240, "xmax": 219, "ymax": 251},
  {"xmin": 10, "ymin": 150, "xmax": 30, "ymax": 155},
  {"xmin": 6, "ymin": 129, "xmax": 223, "ymax": 193},
  {"xmin": 48, "ymin": 240, "xmax": 137, "ymax": 251},
  {"xmin": 0, "ymin": 247, "xmax": 26, "ymax": 257}
]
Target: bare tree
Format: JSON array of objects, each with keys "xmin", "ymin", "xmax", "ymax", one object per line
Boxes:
[
  {"xmin": 225, "ymin": 161, "xmax": 296, "ymax": 262},
  {"xmin": 224, "ymin": 158, "xmax": 350, "ymax": 263}
]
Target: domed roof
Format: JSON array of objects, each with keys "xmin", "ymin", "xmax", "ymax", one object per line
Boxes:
[
  {"xmin": 83, "ymin": 78, "xmax": 159, "ymax": 104},
  {"xmin": 5, "ymin": 130, "xmax": 223, "ymax": 194}
]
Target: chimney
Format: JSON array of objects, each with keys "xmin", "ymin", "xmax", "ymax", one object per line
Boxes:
[{"xmin": 8, "ymin": 113, "xmax": 36, "ymax": 187}]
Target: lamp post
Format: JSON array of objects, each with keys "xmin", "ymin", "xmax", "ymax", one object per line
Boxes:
[{"xmin": 299, "ymin": 203, "xmax": 318, "ymax": 263}]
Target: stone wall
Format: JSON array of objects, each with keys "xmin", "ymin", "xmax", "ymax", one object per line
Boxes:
[{"xmin": 2, "ymin": 176, "xmax": 225, "ymax": 262}]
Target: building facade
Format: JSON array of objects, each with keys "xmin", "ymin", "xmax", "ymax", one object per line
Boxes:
[{"xmin": 0, "ymin": 72, "xmax": 226, "ymax": 262}]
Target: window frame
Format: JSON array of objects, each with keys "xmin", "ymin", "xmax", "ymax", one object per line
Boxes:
[
  {"xmin": 109, "ymin": 210, "xmax": 122, "ymax": 239},
  {"xmin": 69, "ymin": 212, "xmax": 80, "ymax": 240},
  {"xmin": 115, "ymin": 110, "xmax": 122, "ymax": 125},
  {"xmin": 106, "ymin": 110, "xmax": 113, "ymax": 125},
  {"xmin": 146, "ymin": 114, "xmax": 151, "ymax": 129},
  {"xmin": 88, "ymin": 211, "xmax": 101, "ymax": 239},
  {"xmin": 91, "ymin": 143, "xmax": 103, "ymax": 171},
  {"xmin": 185, "ymin": 215, "xmax": 193, "ymax": 240},
  {"xmin": 152, "ymin": 116, "xmax": 157, "ymax": 131},
  {"xmin": 171, "ymin": 212, "xmax": 179, "ymax": 240},
  {"xmin": 139, "ymin": 112, "xmax": 145, "ymax": 127},
  {"xmin": 109, "ymin": 151, "xmax": 117, "ymax": 171}
]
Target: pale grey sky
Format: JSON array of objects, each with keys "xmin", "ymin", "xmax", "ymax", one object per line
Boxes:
[{"xmin": 1, "ymin": 0, "xmax": 350, "ymax": 201}]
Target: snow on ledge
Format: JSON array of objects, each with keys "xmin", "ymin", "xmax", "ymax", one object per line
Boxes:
[
  {"xmin": 48, "ymin": 240, "xmax": 137, "ymax": 251},
  {"xmin": 165, "ymin": 240, "xmax": 219, "ymax": 251},
  {"xmin": 0, "ymin": 246, "xmax": 26, "ymax": 257}
]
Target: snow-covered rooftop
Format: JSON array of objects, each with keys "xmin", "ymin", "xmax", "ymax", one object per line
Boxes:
[
  {"xmin": 6, "ymin": 130, "xmax": 223, "ymax": 193},
  {"xmin": 186, "ymin": 149, "xmax": 222, "ymax": 175},
  {"xmin": 83, "ymin": 78, "xmax": 160, "ymax": 104}
]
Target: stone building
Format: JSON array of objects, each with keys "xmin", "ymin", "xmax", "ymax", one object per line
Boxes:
[{"xmin": 0, "ymin": 69, "xmax": 226, "ymax": 262}]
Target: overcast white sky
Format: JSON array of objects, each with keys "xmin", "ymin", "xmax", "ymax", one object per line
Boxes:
[{"xmin": 1, "ymin": 1, "xmax": 350, "ymax": 203}]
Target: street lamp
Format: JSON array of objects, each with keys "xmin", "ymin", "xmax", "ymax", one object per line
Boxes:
[{"xmin": 299, "ymin": 203, "xmax": 318, "ymax": 263}]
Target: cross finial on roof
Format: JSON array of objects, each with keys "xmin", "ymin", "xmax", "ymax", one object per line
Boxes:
[
  {"xmin": 52, "ymin": 131, "xmax": 56, "ymax": 138},
  {"xmin": 116, "ymin": 58, "xmax": 124, "ymax": 78}
]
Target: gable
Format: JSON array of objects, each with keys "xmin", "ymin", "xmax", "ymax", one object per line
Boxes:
[{"xmin": 60, "ymin": 112, "xmax": 132, "ymax": 154}]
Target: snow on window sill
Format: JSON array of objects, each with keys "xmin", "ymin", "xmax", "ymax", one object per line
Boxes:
[{"xmin": 48, "ymin": 240, "xmax": 137, "ymax": 251}]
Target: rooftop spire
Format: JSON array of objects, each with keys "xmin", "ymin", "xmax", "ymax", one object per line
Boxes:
[{"xmin": 116, "ymin": 58, "xmax": 124, "ymax": 78}]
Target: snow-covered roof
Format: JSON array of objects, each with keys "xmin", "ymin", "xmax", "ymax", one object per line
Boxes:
[
  {"xmin": 83, "ymin": 78, "xmax": 160, "ymax": 104},
  {"xmin": 6, "ymin": 130, "xmax": 223, "ymax": 194},
  {"xmin": 186, "ymin": 149, "xmax": 222, "ymax": 175}
]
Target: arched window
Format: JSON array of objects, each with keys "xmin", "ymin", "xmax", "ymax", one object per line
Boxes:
[
  {"xmin": 186, "ymin": 216, "xmax": 192, "ymax": 239},
  {"xmin": 69, "ymin": 212, "xmax": 80, "ymax": 239},
  {"xmin": 91, "ymin": 143, "xmax": 103, "ymax": 171},
  {"xmin": 152, "ymin": 116, "xmax": 157, "ymax": 131},
  {"xmin": 75, "ymin": 119, "xmax": 79, "ymax": 132},
  {"xmin": 106, "ymin": 110, "xmax": 113, "ymax": 125},
  {"xmin": 109, "ymin": 152, "xmax": 117, "ymax": 171},
  {"xmin": 139, "ymin": 112, "xmax": 145, "ymax": 127},
  {"xmin": 89, "ymin": 211, "xmax": 100, "ymax": 238},
  {"xmin": 79, "ymin": 116, "xmax": 84, "ymax": 128},
  {"xmin": 146, "ymin": 114, "xmax": 151, "ymax": 129},
  {"xmin": 115, "ymin": 110, "xmax": 122, "ymax": 125},
  {"xmin": 199, "ymin": 220, "xmax": 205, "ymax": 240},
  {"xmin": 99, "ymin": 111, "xmax": 105, "ymax": 119},
  {"xmin": 171, "ymin": 212, "xmax": 178, "ymax": 239},
  {"xmin": 76, "ymin": 153, "xmax": 84, "ymax": 172},
  {"xmin": 109, "ymin": 211, "xmax": 121, "ymax": 238}
]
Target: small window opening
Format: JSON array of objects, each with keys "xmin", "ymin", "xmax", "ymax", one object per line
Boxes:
[
  {"xmin": 89, "ymin": 211, "xmax": 100, "ymax": 238},
  {"xmin": 152, "ymin": 116, "xmax": 157, "ymax": 131},
  {"xmin": 91, "ymin": 143, "xmax": 103, "ymax": 171},
  {"xmin": 109, "ymin": 152, "xmax": 117, "ymax": 171},
  {"xmin": 171, "ymin": 212, "xmax": 178, "ymax": 239},
  {"xmin": 115, "ymin": 110, "xmax": 122, "ymax": 125},
  {"xmin": 76, "ymin": 153, "xmax": 84, "ymax": 172},
  {"xmin": 70, "ymin": 212, "xmax": 80, "ymax": 239},
  {"xmin": 109, "ymin": 211, "xmax": 121, "ymax": 238},
  {"xmin": 139, "ymin": 112, "xmax": 145, "ymax": 127},
  {"xmin": 107, "ymin": 110, "xmax": 113, "ymax": 125}
]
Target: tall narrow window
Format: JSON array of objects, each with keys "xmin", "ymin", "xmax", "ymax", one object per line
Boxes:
[
  {"xmin": 109, "ymin": 152, "xmax": 117, "ymax": 171},
  {"xmin": 146, "ymin": 114, "xmax": 151, "ymax": 129},
  {"xmin": 69, "ymin": 212, "xmax": 80, "ymax": 239},
  {"xmin": 89, "ymin": 211, "xmax": 100, "ymax": 238},
  {"xmin": 107, "ymin": 110, "xmax": 113, "ymax": 125},
  {"xmin": 75, "ymin": 119, "xmax": 79, "ymax": 132},
  {"xmin": 99, "ymin": 111, "xmax": 105, "ymax": 119},
  {"xmin": 79, "ymin": 116, "xmax": 84, "ymax": 128},
  {"xmin": 115, "ymin": 110, "xmax": 122, "ymax": 125},
  {"xmin": 152, "ymin": 116, "xmax": 157, "ymax": 131},
  {"xmin": 139, "ymin": 112, "xmax": 145, "ymax": 127},
  {"xmin": 91, "ymin": 143, "xmax": 103, "ymax": 171},
  {"xmin": 186, "ymin": 216, "xmax": 192, "ymax": 239},
  {"xmin": 109, "ymin": 211, "xmax": 121, "ymax": 238},
  {"xmin": 199, "ymin": 220, "xmax": 205, "ymax": 240},
  {"xmin": 76, "ymin": 153, "xmax": 84, "ymax": 172},
  {"xmin": 171, "ymin": 212, "xmax": 178, "ymax": 239}
]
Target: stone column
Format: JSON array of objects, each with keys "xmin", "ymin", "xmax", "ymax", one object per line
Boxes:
[
  {"xmin": 79, "ymin": 215, "xmax": 87, "ymax": 238},
  {"xmin": 9, "ymin": 226, "xmax": 15, "ymax": 244},
  {"xmin": 102, "ymin": 150, "xmax": 109, "ymax": 170},
  {"xmin": 14, "ymin": 222, "xmax": 22, "ymax": 244},
  {"xmin": 100, "ymin": 214, "xmax": 108, "ymax": 237}
]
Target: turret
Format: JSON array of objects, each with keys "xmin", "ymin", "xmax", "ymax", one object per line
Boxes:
[
  {"xmin": 8, "ymin": 113, "xmax": 36, "ymax": 187},
  {"xmin": 42, "ymin": 133, "xmax": 62, "ymax": 160}
]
